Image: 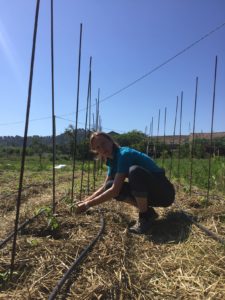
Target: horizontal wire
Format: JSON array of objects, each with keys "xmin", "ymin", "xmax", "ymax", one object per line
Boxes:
[
  {"xmin": 1, "ymin": 20, "xmax": 225, "ymax": 128},
  {"xmin": 83, "ymin": 20, "xmax": 225, "ymax": 109},
  {"xmin": 56, "ymin": 116, "xmax": 124, "ymax": 133}
]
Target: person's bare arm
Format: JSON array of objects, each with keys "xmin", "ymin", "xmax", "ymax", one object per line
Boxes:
[
  {"xmin": 82, "ymin": 175, "xmax": 112, "ymax": 202},
  {"xmin": 76, "ymin": 173, "xmax": 126, "ymax": 213}
]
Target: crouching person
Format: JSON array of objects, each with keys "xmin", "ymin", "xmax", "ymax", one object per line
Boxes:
[{"xmin": 76, "ymin": 132, "xmax": 175, "ymax": 234}]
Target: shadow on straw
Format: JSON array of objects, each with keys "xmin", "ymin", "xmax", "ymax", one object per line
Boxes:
[{"xmin": 145, "ymin": 211, "xmax": 193, "ymax": 244}]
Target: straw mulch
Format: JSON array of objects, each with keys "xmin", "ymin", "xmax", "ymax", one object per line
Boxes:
[{"xmin": 0, "ymin": 179, "xmax": 224, "ymax": 299}]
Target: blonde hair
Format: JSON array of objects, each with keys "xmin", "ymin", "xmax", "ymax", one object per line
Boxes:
[{"xmin": 90, "ymin": 131, "xmax": 119, "ymax": 153}]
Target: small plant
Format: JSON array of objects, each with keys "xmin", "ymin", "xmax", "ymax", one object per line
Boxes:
[
  {"xmin": 197, "ymin": 195, "xmax": 210, "ymax": 206},
  {"xmin": 48, "ymin": 214, "xmax": 59, "ymax": 230},
  {"xmin": 61, "ymin": 190, "xmax": 72, "ymax": 205},
  {"xmin": 61, "ymin": 189, "xmax": 78, "ymax": 212},
  {"xmin": 36, "ymin": 206, "xmax": 59, "ymax": 231},
  {"xmin": 27, "ymin": 238, "xmax": 39, "ymax": 247},
  {"xmin": 0, "ymin": 270, "xmax": 18, "ymax": 285},
  {"xmin": 0, "ymin": 270, "xmax": 10, "ymax": 283},
  {"xmin": 211, "ymin": 174, "xmax": 217, "ymax": 189},
  {"xmin": 182, "ymin": 183, "xmax": 190, "ymax": 193}
]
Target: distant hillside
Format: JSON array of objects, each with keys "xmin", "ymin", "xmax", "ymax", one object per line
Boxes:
[
  {"xmin": 0, "ymin": 128, "xmax": 87, "ymax": 147},
  {"xmin": 0, "ymin": 130, "xmax": 224, "ymax": 147}
]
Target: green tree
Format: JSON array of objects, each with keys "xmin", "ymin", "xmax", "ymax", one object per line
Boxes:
[
  {"xmin": 31, "ymin": 136, "xmax": 46, "ymax": 168},
  {"xmin": 115, "ymin": 130, "xmax": 147, "ymax": 152}
]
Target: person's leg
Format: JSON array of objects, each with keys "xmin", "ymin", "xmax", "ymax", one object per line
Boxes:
[
  {"xmin": 135, "ymin": 197, "xmax": 148, "ymax": 212},
  {"xmin": 128, "ymin": 165, "xmax": 175, "ymax": 208},
  {"xmin": 104, "ymin": 180, "xmax": 137, "ymax": 206},
  {"xmin": 128, "ymin": 166, "xmax": 159, "ymax": 234},
  {"xmin": 104, "ymin": 175, "xmax": 159, "ymax": 234},
  {"xmin": 147, "ymin": 173, "xmax": 175, "ymax": 207},
  {"xmin": 122, "ymin": 198, "xmax": 138, "ymax": 208}
]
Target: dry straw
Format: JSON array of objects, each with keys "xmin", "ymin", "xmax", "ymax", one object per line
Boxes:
[{"xmin": 0, "ymin": 175, "xmax": 224, "ymax": 299}]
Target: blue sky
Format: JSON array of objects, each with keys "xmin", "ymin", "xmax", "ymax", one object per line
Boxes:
[{"xmin": 0, "ymin": 0, "xmax": 225, "ymax": 137}]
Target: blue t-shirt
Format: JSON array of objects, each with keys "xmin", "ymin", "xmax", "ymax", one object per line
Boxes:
[{"xmin": 106, "ymin": 146, "xmax": 163, "ymax": 178}]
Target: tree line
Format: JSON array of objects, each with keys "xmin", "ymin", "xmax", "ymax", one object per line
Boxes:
[{"xmin": 0, "ymin": 127, "xmax": 225, "ymax": 161}]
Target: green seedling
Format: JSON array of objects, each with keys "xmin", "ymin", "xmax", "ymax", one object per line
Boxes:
[
  {"xmin": 0, "ymin": 270, "xmax": 18, "ymax": 285},
  {"xmin": 36, "ymin": 206, "xmax": 59, "ymax": 231},
  {"xmin": 27, "ymin": 238, "xmax": 39, "ymax": 247},
  {"xmin": 197, "ymin": 195, "xmax": 209, "ymax": 206}
]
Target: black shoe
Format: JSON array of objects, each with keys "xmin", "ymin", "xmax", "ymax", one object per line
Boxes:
[
  {"xmin": 129, "ymin": 217, "xmax": 152, "ymax": 234},
  {"xmin": 129, "ymin": 208, "xmax": 158, "ymax": 234},
  {"xmin": 147, "ymin": 207, "xmax": 159, "ymax": 220}
]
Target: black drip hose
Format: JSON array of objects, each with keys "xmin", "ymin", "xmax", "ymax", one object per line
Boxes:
[
  {"xmin": 48, "ymin": 210, "xmax": 105, "ymax": 300},
  {"xmin": 0, "ymin": 210, "xmax": 44, "ymax": 249},
  {"xmin": 175, "ymin": 203, "xmax": 225, "ymax": 246}
]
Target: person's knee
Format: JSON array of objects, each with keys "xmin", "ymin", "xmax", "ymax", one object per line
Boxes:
[
  {"xmin": 129, "ymin": 165, "xmax": 146, "ymax": 181},
  {"xmin": 160, "ymin": 198, "xmax": 174, "ymax": 207},
  {"xmin": 160, "ymin": 187, "xmax": 175, "ymax": 207}
]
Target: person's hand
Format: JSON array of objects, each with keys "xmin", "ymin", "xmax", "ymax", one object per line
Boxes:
[{"xmin": 75, "ymin": 202, "xmax": 89, "ymax": 214}]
